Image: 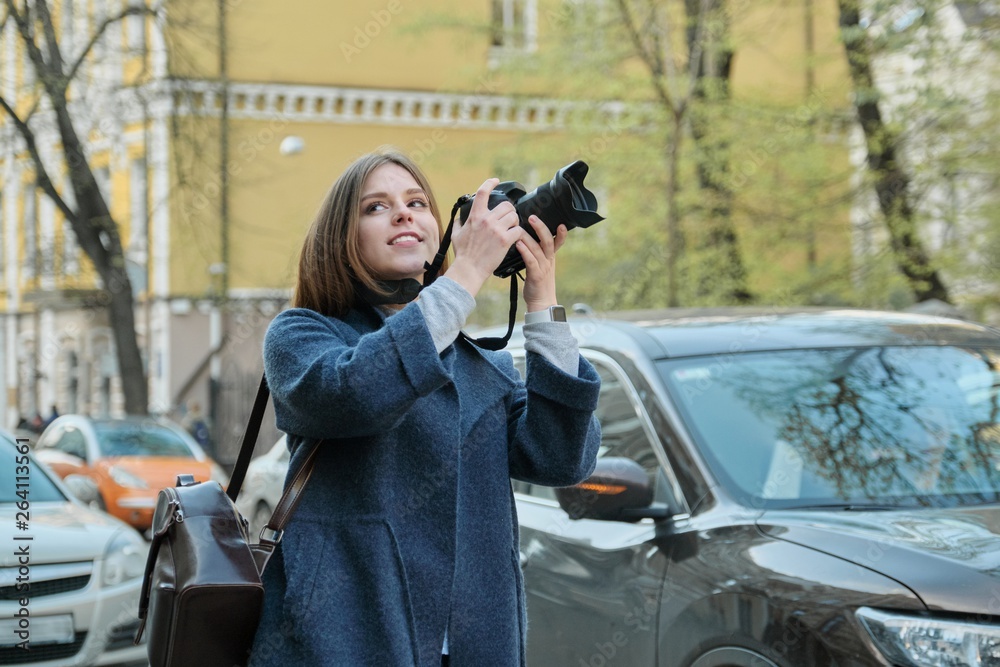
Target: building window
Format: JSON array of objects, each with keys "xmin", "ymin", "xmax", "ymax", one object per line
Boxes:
[
  {"xmin": 39, "ymin": 195, "xmax": 55, "ymax": 279},
  {"xmin": 491, "ymin": 0, "xmax": 536, "ymax": 53},
  {"xmin": 95, "ymin": 165, "xmax": 111, "ymax": 202},
  {"xmin": 63, "ymin": 220, "xmax": 79, "ymax": 276},
  {"xmin": 61, "ymin": 0, "xmax": 75, "ymax": 59},
  {"xmin": 0, "ymin": 192, "xmax": 5, "ymax": 278},
  {"xmin": 128, "ymin": 157, "xmax": 147, "ymax": 256},
  {"xmin": 129, "ymin": 158, "xmax": 147, "ymax": 235},
  {"xmin": 93, "ymin": 0, "xmax": 106, "ymax": 59},
  {"xmin": 23, "ymin": 187, "xmax": 37, "ymax": 279},
  {"xmin": 2, "ymin": 21, "xmax": 14, "ymax": 99},
  {"xmin": 62, "ymin": 179, "xmax": 79, "ymax": 276},
  {"xmin": 126, "ymin": 0, "xmax": 146, "ymax": 53},
  {"xmin": 22, "ymin": 21, "xmax": 36, "ymax": 89}
]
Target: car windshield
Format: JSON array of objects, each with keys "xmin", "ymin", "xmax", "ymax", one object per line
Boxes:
[
  {"xmin": 660, "ymin": 346, "xmax": 1000, "ymax": 509},
  {"xmin": 93, "ymin": 422, "xmax": 196, "ymax": 458},
  {"xmin": 1, "ymin": 437, "xmax": 66, "ymax": 503}
]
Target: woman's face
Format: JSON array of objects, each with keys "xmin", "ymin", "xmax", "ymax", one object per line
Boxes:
[{"xmin": 357, "ymin": 163, "xmax": 440, "ymax": 282}]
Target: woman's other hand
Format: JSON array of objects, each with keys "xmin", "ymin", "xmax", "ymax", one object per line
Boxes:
[
  {"xmin": 518, "ymin": 216, "xmax": 567, "ymax": 313},
  {"xmin": 445, "ymin": 178, "xmax": 523, "ymax": 298}
]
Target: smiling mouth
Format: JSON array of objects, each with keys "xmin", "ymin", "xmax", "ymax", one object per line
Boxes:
[{"xmin": 389, "ymin": 234, "xmax": 421, "ymax": 245}]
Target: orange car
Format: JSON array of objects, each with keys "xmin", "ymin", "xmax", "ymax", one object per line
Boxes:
[{"xmin": 33, "ymin": 415, "xmax": 229, "ymax": 531}]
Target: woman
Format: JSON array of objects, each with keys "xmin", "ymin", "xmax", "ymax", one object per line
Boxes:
[{"xmin": 249, "ymin": 147, "xmax": 602, "ymax": 666}]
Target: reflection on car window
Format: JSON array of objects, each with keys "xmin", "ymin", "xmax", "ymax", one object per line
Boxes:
[
  {"xmin": 661, "ymin": 346, "xmax": 1000, "ymax": 508},
  {"xmin": 93, "ymin": 423, "xmax": 195, "ymax": 458},
  {"xmin": 1, "ymin": 438, "xmax": 65, "ymax": 503},
  {"xmin": 592, "ymin": 362, "xmax": 659, "ymax": 475}
]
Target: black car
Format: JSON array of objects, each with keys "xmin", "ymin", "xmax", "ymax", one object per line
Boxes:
[{"xmin": 497, "ymin": 308, "xmax": 1000, "ymax": 667}]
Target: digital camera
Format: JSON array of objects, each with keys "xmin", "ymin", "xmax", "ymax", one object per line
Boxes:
[{"xmin": 455, "ymin": 160, "xmax": 604, "ymax": 278}]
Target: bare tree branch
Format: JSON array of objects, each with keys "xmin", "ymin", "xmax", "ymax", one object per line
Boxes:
[
  {"xmin": 615, "ymin": 0, "xmax": 709, "ymax": 120},
  {"xmin": 645, "ymin": 0, "xmax": 667, "ymax": 79},
  {"xmin": 34, "ymin": 0, "xmax": 64, "ymax": 76},
  {"xmin": 0, "ymin": 91, "xmax": 76, "ymax": 225},
  {"xmin": 616, "ymin": 0, "xmax": 675, "ymax": 111},
  {"xmin": 4, "ymin": 0, "xmax": 50, "ymax": 92},
  {"xmin": 64, "ymin": 5, "xmax": 158, "ymax": 92}
]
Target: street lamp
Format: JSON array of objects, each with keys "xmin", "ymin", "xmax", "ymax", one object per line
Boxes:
[{"xmin": 279, "ymin": 136, "xmax": 305, "ymax": 156}]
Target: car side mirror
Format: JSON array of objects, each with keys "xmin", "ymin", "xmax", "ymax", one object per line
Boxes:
[
  {"xmin": 64, "ymin": 474, "xmax": 100, "ymax": 506},
  {"xmin": 555, "ymin": 457, "xmax": 668, "ymax": 522}
]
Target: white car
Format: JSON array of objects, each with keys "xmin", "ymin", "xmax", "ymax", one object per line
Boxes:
[
  {"xmin": 0, "ymin": 432, "xmax": 148, "ymax": 667},
  {"xmin": 234, "ymin": 436, "xmax": 290, "ymax": 538}
]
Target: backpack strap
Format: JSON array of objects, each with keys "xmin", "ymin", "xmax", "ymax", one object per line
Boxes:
[{"xmin": 226, "ymin": 375, "xmax": 271, "ymax": 502}]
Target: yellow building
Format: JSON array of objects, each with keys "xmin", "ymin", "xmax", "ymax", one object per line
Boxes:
[{"xmin": 0, "ymin": 0, "xmax": 851, "ymax": 461}]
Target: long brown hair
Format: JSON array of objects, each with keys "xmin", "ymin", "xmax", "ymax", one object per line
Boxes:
[{"xmin": 293, "ymin": 147, "xmax": 448, "ymax": 316}]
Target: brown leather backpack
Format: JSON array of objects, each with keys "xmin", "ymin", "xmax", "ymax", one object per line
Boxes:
[{"xmin": 134, "ymin": 376, "xmax": 318, "ymax": 667}]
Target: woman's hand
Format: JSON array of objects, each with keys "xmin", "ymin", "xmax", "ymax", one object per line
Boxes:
[
  {"xmin": 518, "ymin": 215, "xmax": 568, "ymax": 313},
  {"xmin": 445, "ymin": 178, "xmax": 523, "ymax": 298}
]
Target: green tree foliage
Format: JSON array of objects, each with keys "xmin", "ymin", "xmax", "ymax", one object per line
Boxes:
[
  {"xmin": 557, "ymin": 1, "xmax": 859, "ymax": 310},
  {"xmin": 421, "ymin": 1, "xmax": 866, "ymax": 320}
]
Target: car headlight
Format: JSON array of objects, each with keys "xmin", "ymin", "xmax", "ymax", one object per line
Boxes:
[
  {"xmin": 108, "ymin": 465, "xmax": 149, "ymax": 489},
  {"xmin": 102, "ymin": 530, "xmax": 147, "ymax": 587},
  {"xmin": 857, "ymin": 607, "xmax": 1000, "ymax": 667}
]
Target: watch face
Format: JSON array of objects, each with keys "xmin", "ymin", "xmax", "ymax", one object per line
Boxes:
[{"xmin": 551, "ymin": 306, "xmax": 567, "ymax": 322}]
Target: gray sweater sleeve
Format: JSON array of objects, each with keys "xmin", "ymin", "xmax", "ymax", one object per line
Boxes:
[
  {"xmin": 416, "ymin": 277, "xmax": 477, "ymax": 354},
  {"xmin": 524, "ymin": 321, "xmax": 580, "ymax": 376},
  {"xmin": 416, "ymin": 277, "xmax": 580, "ymax": 374}
]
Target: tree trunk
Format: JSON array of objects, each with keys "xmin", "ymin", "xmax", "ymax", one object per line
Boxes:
[
  {"xmin": 685, "ymin": 0, "xmax": 753, "ymax": 304},
  {"xmin": 53, "ymin": 99, "xmax": 149, "ymax": 415},
  {"xmin": 837, "ymin": 0, "xmax": 949, "ymax": 303}
]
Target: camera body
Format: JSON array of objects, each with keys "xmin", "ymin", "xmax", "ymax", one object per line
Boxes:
[{"xmin": 455, "ymin": 160, "xmax": 603, "ymax": 278}]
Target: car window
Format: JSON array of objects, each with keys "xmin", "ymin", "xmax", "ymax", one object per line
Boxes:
[
  {"xmin": 1, "ymin": 437, "xmax": 66, "ymax": 502},
  {"xmin": 93, "ymin": 422, "xmax": 196, "ymax": 458},
  {"xmin": 55, "ymin": 427, "xmax": 88, "ymax": 460},
  {"xmin": 511, "ymin": 355, "xmax": 660, "ymax": 501},
  {"xmin": 661, "ymin": 345, "xmax": 1000, "ymax": 508},
  {"xmin": 591, "ymin": 361, "xmax": 660, "ymax": 474}
]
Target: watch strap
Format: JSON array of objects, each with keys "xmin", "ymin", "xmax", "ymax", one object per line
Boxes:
[{"xmin": 525, "ymin": 305, "xmax": 567, "ymax": 324}]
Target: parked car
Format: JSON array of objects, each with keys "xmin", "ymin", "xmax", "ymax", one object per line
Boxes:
[
  {"xmin": 235, "ymin": 435, "xmax": 290, "ymax": 538},
  {"xmin": 34, "ymin": 415, "xmax": 228, "ymax": 532},
  {"xmin": 493, "ymin": 307, "xmax": 1000, "ymax": 667},
  {"xmin": 210, "ymin": 307, "xmax": 1000, "ymax": 665},
  {"xmin": 0, "ymin": 430, "xmax": 148, "ymax": 666}
]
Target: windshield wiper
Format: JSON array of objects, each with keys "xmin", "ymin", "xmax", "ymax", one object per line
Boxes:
[{"xmin": 786, "ymin": 502, "xmax": 900, "ymax": 511}]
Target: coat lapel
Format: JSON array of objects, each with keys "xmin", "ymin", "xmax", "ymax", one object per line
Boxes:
[{"xmin": 452, "ymin": 340, "xmax": 518, "ymax": 439}]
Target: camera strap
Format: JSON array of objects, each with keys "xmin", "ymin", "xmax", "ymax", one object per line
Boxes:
[{"xmin": 422, "ymin": 200, "xmax": 518, "ymax": 351}]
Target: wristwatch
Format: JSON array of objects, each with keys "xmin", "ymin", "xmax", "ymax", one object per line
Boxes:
[{"xmin": 524, "ymin": 305, "xmax": 567, "ymax": 324}]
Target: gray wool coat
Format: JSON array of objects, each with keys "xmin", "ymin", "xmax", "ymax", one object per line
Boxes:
[{"xmin": 248, "ymin": 302, "xmax": 602, "ymax": 667}]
